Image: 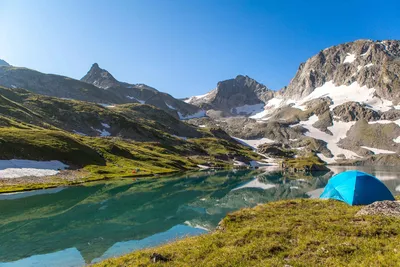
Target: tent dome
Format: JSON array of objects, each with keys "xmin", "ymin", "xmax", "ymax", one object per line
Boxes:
[{"xmin": 320, "ymin": 170, "xmax": 395, "ymax": 205}]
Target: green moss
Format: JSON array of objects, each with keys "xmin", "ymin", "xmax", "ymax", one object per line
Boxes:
[{"xmin": 95, "ymin": 198, "xmax": 400, "ymax": 267}]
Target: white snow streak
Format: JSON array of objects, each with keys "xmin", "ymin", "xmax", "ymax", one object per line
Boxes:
[
  {"xmin": 185, "ymin": 91, "xmax": 213, "ymax": 103},
  {"xmin": 126, "ymin": 96, "xmax": 145, "ymax": 104},
  {"xmin": 94, "ymin": 128, "xmax": 111, "ymax": 137},
  {"xmin": 299, "ymin": 81, "xmax": 394, "ymax": 112},
  {"xmin": 360, "ymin": 146, "xmax": 396, "ymax": 154},
  {"xmin": 343, "ymin": 53, "xmax": 356, "ymax": 64},
  {"xmin": 232, "ymin": 137, "xmax": 274, "ymax": 150},
  {"xmin": 250, "ymin": 98, "xmax": 284, "ymax": 119},
  {"xmin": 98, "ymin": 103, "xmax": 116, "ymax": 108},
  {"xmin": 296, "ymin": 115, "xmax": 359, "ymax": 162},
  {"xmin": 165, "ymin": 103, "xmax": 177, "ymax": 110}
]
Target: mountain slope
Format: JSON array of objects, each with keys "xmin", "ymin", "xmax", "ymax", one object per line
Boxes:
[
  {"xmin": 0, "ymin": 63, "xmax": 204, "ymax": 119},
  {"xmin": 0, "ymin": 66, "xmax": 124, "ymax": 103},
  {"xmin": 187, "ymin": 39, "xmax": 400, "ymax": 165},
  {"xmin": 0, "ymin": 59, "xmax": 9, "ymax": 67},
  {"xmin": 0, "ymin": 86, "xmax": 204, "ymax": 141},
  {"xmin": 283, "ymin": 39, "xmax": 400, "ymax": 102},
  {"xmin": 80, "ymin": 63, "xmax": 203, "ymax": 119}
]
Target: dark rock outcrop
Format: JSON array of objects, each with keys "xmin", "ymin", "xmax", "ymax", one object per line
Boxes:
[
  {"xmin": 81, "ymin": 63, "xmax": 121, "ymax": 89},
  {"xmin": 381, "ymin": 109, "xmax": 400, "ymax": 120},
  {"xmin": 333, "ymin": 101, "xmax": 381, "ymax": 122}
]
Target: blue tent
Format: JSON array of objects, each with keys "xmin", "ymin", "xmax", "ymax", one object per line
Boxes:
[{"xmin": 320, "ymin": 170, "xmax": 395, "ymax": 205}]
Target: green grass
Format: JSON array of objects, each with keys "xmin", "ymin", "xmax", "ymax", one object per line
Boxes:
[
  {"xmin": 283, "ymin": 154, "xmax": 327, "ymax": 171},
  {"xmin": 95, "ymin": 198, "xmax": 400, "ymax": 267}
]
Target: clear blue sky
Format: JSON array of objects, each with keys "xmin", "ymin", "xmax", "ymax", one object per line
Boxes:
[{"xmin": 0, "ymin": 0, "xmax": 399, "ymax": 98}]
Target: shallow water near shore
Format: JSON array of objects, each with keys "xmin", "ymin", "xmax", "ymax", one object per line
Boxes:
[{"xmin": 0, "ymin": 166, "xmax": 399, "ymax": 267}]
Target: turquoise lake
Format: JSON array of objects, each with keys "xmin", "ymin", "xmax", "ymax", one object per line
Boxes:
[{"xmin": 0, "ymin": 166, "xmax": 399, "ymax": 267}]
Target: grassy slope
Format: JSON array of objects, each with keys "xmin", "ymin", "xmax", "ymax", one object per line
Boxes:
[
  {"xmin": 0, "ymin": 85, "xmax": 261, "ymax": 192},
  {"xmin": 0, "ymin": 120, "xmax": 260, "ymax": 192},
  {"xmin": 0, "ymin": 86, "xmax": 200, "ymax": 141},
  {"xmin": 95, "ymin": 198, "xmax": 400, "ymax": 267}
]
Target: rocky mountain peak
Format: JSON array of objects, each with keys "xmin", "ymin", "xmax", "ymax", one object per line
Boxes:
[
  {"xmin": 81, "ymin": 63, "xmax": 119, "ymax": 89},
  {"xmin": 0, "ymin": 59, "xmax": 10, "ymax": 67},
  {"xmin": 187, "ymin": 75, "xmax": 275, "ymax": 114},
  {"xmin": 283, "ymin": 39, "xmax": 400, "ymax": 102}
]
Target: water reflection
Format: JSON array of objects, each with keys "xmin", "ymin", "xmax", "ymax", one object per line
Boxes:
[{"xmin": 0, "ymin": 166, "xmax": 399, "ymax": 267}]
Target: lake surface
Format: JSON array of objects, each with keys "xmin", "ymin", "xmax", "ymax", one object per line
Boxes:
[{"xmin": 0, "ymin": 166, "xmax": 399, "ymax": 267}]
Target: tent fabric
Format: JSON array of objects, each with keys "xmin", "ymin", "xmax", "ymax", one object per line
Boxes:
[{"xmin": 320, "ymin": 170, "xmax": 395, "ymax": 205}]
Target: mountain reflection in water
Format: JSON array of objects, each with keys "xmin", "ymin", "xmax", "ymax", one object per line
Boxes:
[{"xmin": 0, "ymin": 167, "xmax": 399, "ymax": 267}]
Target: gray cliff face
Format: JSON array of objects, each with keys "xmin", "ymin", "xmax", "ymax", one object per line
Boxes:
[
  {"xmin": 0, "ymin": 63, "xmax": 202, "ymax": 119},
  {"xmin": 283, "ymin": 39, "xmax": 400, "ymax": 103},
  {"xmin": 188, "ymin": 75, "xmax": 274, "ymax": 114},
  {"xmin": 332, "ymin": 101, "xmax": 381, "ymax": 122}
]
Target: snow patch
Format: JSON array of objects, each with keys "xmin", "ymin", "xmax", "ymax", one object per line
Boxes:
[
  {"xmin": 232, "ymin": 137, "xmax": 275, "ymax": 150},
  {"xmin": 232, "ymin": 103, "xmax": 264, "ymax": 115},
  {"xmin": 185, "ymin": 91, "xmax": 213, "ymax": 103},
  {"xmin": 299, "ymin": 81, "xmax": 394, "ymax": 112},
  {"xmin": 126, "ymin": 96, "xmax": 145, "ymax": 104},
  {"xmin": 394, "ymin": 136, "xmax": 400, "ymax": 143},
  {"xmin": 184, "ymin": 221, "xmax": 210, "ymax": 231},
  {"xmin": 297, "ymin": 115, "xmax": 359, "ymax": 162},
  {"xmin": 198, "ymin": 125, "xmax": 206, "ymax": 128},
  {"xmin": 101, "ymin": 123, "xmax": 110, "ymax": 129},
  {"xmin": 369, "ymin": 119, "xmax": 400, "ymax": 127},
  {"xmin": 197, "ymin": 165, "xmax": 211, "ymax": 170},
  {"xmin": 165, "ymin": 103, "xmax": 177, "ymax": 110},
  {"xmin": 360, "ymin": 146, "xmax": 397, "ymax": 154},
  {"xmin": 98, "ymin": 103, "xmax": 116, "ymax": 108},
  {"xmin": 343, "ymin": 53, "xmax": 356, "ymax": 64},
  {"xmin": 250, "ymin": 98, "xmax": 284, "ymax": 119},
  {"xmin": 0, "ymin": 160, "xmax": 68, "ymax": 179},
  {"xmin": 178, "ymin": 110, "xmax": 206, "ymax": 120},
  {"xmin": 93, "ymin": 127, "xmax": 111, "ymax": 137}
]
